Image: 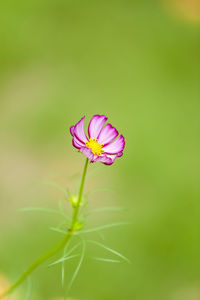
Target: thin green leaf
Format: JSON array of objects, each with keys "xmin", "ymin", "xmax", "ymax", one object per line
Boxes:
[
  {"xmin": 58, "ymin": 200, "xmax": 65, "ymax": 213},
  {"xmin": 18, "ymin": 207, "xmax": 66, "ymax": 218},
  {"xmin": 58, "ymin": 201, "xmax": 71, "ymax": 221},
  {"xmin": 88, "ymin": 240, "xmax": 131, "ymax": 264},
  {"xmin": 91, "ymin": 257, "xmax": 121, "ymax": 263},
  {"xmin": 49, "ymin": 227, "xmax": 67, "ymax": 235},
  {"xmin": 68, "ymin": 172, "xmax": 81, "ymax": 181},
  {"xmin": 97, "ymin": 231, "xmax": 105, "ymax": 241},
  {"xmin": 61, "ymin": 241, "xmax": 71, "ymax": 286},
  {"xmin": 59, "ymin": 242, "xmax": 83, "ymax": 280},
  {"xmin": 87, "ymin": 166, "xmax": 104, "ymax": 178},
  {"xmin": 42, "ymin": 180, "xmax": 69, "ymax": 197},
  {"xmin": 56, "ymin": 220, "xmax": 70, "ymax": 230},
  {"xmin": 86, "ymin": 187, "xmax": 114, "ymax": 196},
  {"xmin": 61, "ymin": 251, "xmax": 66, "ymax": 286},
  {"xmin": 66, "ymin": 242, "xmax": 82, "ymax": 256},
  {"xmin": 61, "ymin": 257, "xmax": 65, "ymax": 286},
  {"xmin": 64, "ymin": 239, "xmax": 86, "ymax": 299},
  {"xmin": 79, "ymin": 222, "xmax": 131, "ymax": 234},
  {"xmin": 25, "ymin": 278, "xmax": 32, "ymax": 300},
  {"xmin": 87, "ymin": 206, "xmax": 126, "ymax": 216},
  {"xmin": 48, "ymin": 254, "xmax": 79, "ymax": 267}
]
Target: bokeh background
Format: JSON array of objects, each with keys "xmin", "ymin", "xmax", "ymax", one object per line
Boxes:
[{"xmin": 0, "ymin": 0, "xmax": 200, "ymax": 299}]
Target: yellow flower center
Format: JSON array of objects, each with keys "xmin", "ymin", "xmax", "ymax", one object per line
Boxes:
[{"xmin": 85, "ymin": 138, "xmax": 104, "ymax": 156}]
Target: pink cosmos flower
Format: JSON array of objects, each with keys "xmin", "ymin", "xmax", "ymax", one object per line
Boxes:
[{"xmin": 70, "ymin": 115, "xmax": 125, "ymax": 165}]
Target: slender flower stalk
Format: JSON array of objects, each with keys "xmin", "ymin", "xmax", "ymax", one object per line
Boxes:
[
  {"xmin": 0, "ymin": 158, "xmax": 89, "ymax": 299},
  {"xmin": 71, "ymin": 158, "xmax": 88, "ymax": 227}
]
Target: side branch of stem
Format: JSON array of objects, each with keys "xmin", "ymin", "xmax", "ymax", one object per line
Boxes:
[{"xmin": 0, "ymin": 158, "xmax": 89, "ymax": 299}]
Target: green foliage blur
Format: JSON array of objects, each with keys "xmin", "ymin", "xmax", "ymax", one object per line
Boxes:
[{"xmin": 0, "ymin": 0, "xmax": 200, "ymax": 299}]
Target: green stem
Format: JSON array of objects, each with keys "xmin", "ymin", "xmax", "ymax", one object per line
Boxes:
[
  {"xmin": 71, "ymin": 158, "xmax": 89, "ymax": 227},
  {"xmin": 0, "ymin": 158, "xmax": 89, "ymax": 299}
]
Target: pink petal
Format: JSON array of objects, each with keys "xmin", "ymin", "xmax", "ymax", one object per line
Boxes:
[
  {"xmin": 70, "ymin": 126, "xmax": 75, "ymax": 137},
  {"xmin": 98, "ymin": 123, "xmax": 118, "ymax": 145},
  {"xmin": 102, "ymin": 135, "xmax": 125, "ymax": 154},
  {"xmin": 88, "ymin": 115, "xmax": 108, "ymax": 139},
  {"xmin": 103, "ymin": 154, "xmax": 117, "ymax": 165},
  {"xmin": 79, "ymin": 147, "xmax": 95, "ymax": 161},
  {"xmin": 93, "ymin": 153, "xmax": 119, "ymax": 165},
  {"xmin": 116, "ymin": 151, "xmax": 123, "ymax": 157},
  {"xmin": 72, "ymin": 136, "xmax": 85, "ymax": 149},
  {"xmin": 74, "ymin": 117, "xmax": 88, "ymax": 143},
  {"xmin": 95, "ymin": 155, "xmax": 113, "ymax": 165}
]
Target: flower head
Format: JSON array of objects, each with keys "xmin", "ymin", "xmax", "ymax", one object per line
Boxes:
[{"xmin": 70, "ymin": 115, "xmax": 125, "ymax": 165}]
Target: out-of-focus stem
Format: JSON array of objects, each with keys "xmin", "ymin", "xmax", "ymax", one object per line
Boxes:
[{"xmin": 0, "ymin": 158, "xmax": 89, "ymax": 299}]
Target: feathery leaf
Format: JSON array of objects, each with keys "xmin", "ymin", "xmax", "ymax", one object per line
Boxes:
[
  {"xmin": 91, "ymin": 257, "xmax": 121, "ymax": 263},
  {"xmin": 64, "ymin": 239, "xmax": 86, "ymax": 299},
  {"xmin": 87, "ymin": 240, "xmax": 131, "ymax": 264},
  {"xmin": 80, "ymin": 222, "xmax": 131, "ymax": 233},
  {"xmin": 48, "ymin": 254, "xmax": 79, "ymax": 267}
]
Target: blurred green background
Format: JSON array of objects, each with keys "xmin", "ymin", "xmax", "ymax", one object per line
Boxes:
[{"xmin": 0, "ymin": 0, "xmax": 200, "ymax": 299}]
